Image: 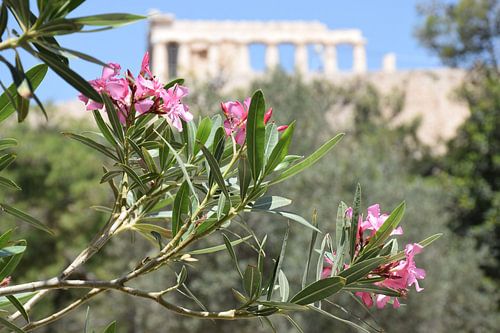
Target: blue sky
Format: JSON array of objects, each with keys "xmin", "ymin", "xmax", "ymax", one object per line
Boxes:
[{"xmin": 2, "ymin": 0, "xmax": 442, "ymax": 102}]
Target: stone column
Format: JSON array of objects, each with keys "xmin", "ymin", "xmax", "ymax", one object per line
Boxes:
[
  {"xmin": 152, "ymin": 42, "xmax": 168, "ymax": 82},
  {"xmin": 236, "ymin": 43, "xmax": 251, "ymax": 75},
  {"xmin": 265, "ymin": 43, "xmax": 280, "ymax": 70},
  {"xmin": 295, "ymin": 43, "xmax": 308, "ymax": 74},
  {"xmin": 207, "ymin": 44, "xmax": 220, "ymax": 77},
  {"xmin": 177, "ymin": 43, "xmax": 191, "ymax": 77},
  {"xmin": 324, "ymin": 44, "xmax": 338, "ymax": 75},
  {"xmin": 382, "ymin": 53, "xmax": 396, "ymax": 73},
  {"xmin": 353, "ymin": 42, "xmax": 367, "ymax": 74}
]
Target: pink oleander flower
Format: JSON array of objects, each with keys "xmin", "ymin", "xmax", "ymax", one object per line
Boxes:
[
  {"xmin": 356, "ymin": 243, "xmax": 426, "ymax": 309},
  {"xmin": 221, "ymin": 97, "xmax": 288, "ymax": 145},
  {"xmin": 360, "ymin": 204, "xmax": 403, "ymax": 237},
  {"xmin": 79, "ymin": 52, "xmax": 192, "ymax": 131}
]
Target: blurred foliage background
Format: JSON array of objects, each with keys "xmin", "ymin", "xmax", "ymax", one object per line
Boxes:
[
  {"xmin": 1, "ymin": 69, "xmax": 498, "ymax": 332},
  {"xmin": 0, "ymin": 0, "xmax": 499, "ymax": 332}
]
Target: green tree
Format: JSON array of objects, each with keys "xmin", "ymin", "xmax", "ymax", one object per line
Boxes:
[{"xmin": 416, "ymin": 0, "xmax": 500, "ymax": 68}]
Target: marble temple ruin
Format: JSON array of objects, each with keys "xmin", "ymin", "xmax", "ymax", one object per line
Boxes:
[{"xmin": 147, "ymin": 12, "xmax": 394, "ymax": 81}]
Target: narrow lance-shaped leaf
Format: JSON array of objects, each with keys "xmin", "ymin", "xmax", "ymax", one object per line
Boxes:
[
  {"xmin": 246, "ymin": 90, "xmax": 266, "ymax": 182},
  {"xmin": 172, "ymin": 181, "xmax": 190, "ymax": 237},
  {"xmin": 70, "ymin": 13, "xmax": 145, "ymax": 27},
  {"xmin": 102, "ymin": 93, "xmax": 124, "ymax": 142},
  {"xmin": 6, "ymin": 295, "xmax": 29, "ymax": 323},
  {"xmin": 290, "ymin": 276, "xmax": 346, "ymax": 305},
  {"xmin": 302, "ymin": 209, "xmax": 319, "ymax": 288},
  {"xmin": 0, "ymin": 203, "xmax": 54, "ymax": 235},
  {"xmin": 269, "ymin": 133, "xmax": 344, "ymax": 185},
  {"xmin": 238, "ymin": 154, "xmax": 252, "ymax": 199},
  {"xmin": 199, "ymin": 143, "xmax": 230, "ymax": 199},
  {"xmin": 0, "ymin": 240, "xmax": 26, "ymax": 280},
  {"xmin": 92, "ymin": 110, "xmax": 119, "ymax": 147},
  {"xmin": 361, "ymin": 201, "xmax": 406, "ymax": 254},
  {"xmin": 0, "ymin": 3, "xmax": 7, "ymax": 41},
  {"xmin": 193, "ymin": 117, "xmax": 212, "ymax": 156},
  {"xmin": 265, "ymin": 121, "xmax": 295, "ymax": 175},
  {"xmin": 243, "ymin": 265, "xmax": 262, "ymax": 299},
  {"xmin": 0, "ymin": 317, "xmax": 25, "ymax": 333},
  {"xmin": 222, "ymin": 234, "xmax": 244, "ymax": 279},
  {"xmin": 338, "ymin": 257, "xmax": 386, "ymax": 285},
  {"xmin": 350, "ymin": 183, "xmax": 361, "ymax": 262},
  {"xmin": 36, "ymin": 50, "xmax": 102, "ymax": 103},
  {"xmin": 188, "ymin": 235, "xmax": 251, "ymax": 256},
  {"xmin": 63, "ymin": 133, "xmax": 118, "ymax": 160},
  {"xmin": 102, "ymin": 321, "xmax": 117, "ymax": 333},
  {"xmin": 267, "ymin": 224, "xmax": 289, "ymax": 300},
  {"xmin": 0, "ymin": 64, "xmax": 47, "ymax": 123},
  {"xmin": 389, "ymin": 233, "xmax": 443, "ymax": 262}
]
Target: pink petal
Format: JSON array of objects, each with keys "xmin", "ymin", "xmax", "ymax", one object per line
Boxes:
[{"xmin": 135, "ymin": 99, "xmax": 154, "ymax": 114}]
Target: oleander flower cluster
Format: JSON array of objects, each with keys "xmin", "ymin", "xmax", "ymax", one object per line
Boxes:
[
  {"xmin": 79, "ymin": 52, "xmax": 192, "ymax": 130},
  {"xmin": 322, "ymin": 204, "xmax": 426, "ymax": 309}
]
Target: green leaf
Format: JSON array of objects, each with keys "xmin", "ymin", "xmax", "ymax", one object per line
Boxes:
[
  {"xmin": 6, "ymin": 295, "xmax": 29, "ymax": 323},
  {"xmin": 265, "ymin": 121, "xmax": 295, "ymax": 175},
  {"xmin": 238, "ymin": 154, "xmax": 252, "ymax": 199},
  {"xmin": 101, "ymin": 93, "xmax": 124, "ymax": 142},
  {"xmin": 0, "ymin": 240, "xmax": 26, "ymax": 280},
  {"xmin": 71, "ymin": 13, "xmax": 145, "ymax": 27},
  {"xmin": 164, "ymin": 78, "xmax": 184, "ymax": 90},
  {"xmin": 188, "ymin": 235, "xmax": 251, "ymax": 256},
  {"xmin": 36, "ymin": 50, "xmax": 102, "ymax": 103},
  {"xmin": 222, "ymin": 234, "xmax": 244, "ymax": 279},
  {"xmin": 1, "ymin": 203, "xmax": 53, "ymax": 235},
  {"xmin": 243, "ymin": 265, "xmax": 262, "ymax": 299},
  {"xmin": 246, "ymin": 90, "xmax": 266, "ymax": 181},
  {"xmin": 252, "ymin": 209, "xmax": 320, "ymax": 232},
  {"xmin": 0, "ymin": 176, "xmax": 21, "ymax": 190},
  {"xmin": 350, "ymin": 183, "xmax": 361, "ymax": 262},
  {"xmin": 0, "ymin": 153, "xmax": 16, "ymax": 171},
  {"xmin": 338, "ymin": 257, "xmax": 386, "ymax": 284},
  {"xmin": 0, "ymin": 138, "xmax": 17, "ymax": 151},
  {"xmin": 0, "ymin": 229, "xmax": 13, "ymax": 248},
  {"xmin": 264, "ymin": 123, "xmax": 279, "ymax": 164},
  {"xmin": 199, "ymin": 144, "xmax": 230, "ymax": 199},
  {"xmin": 290, "ymin": 276, "xmax": 346, "ymax": 305},
  {"xmin": 362, "ymin": 202, "xmax": 405, "ymax": 254},
  {"xmin": 63, "ymin": 132, "xmax": 118, "ymax": 160},
  {"xmin": 343, "ymin": 284, "xmax": 401, "ymax": 297},
  {"xmin": 156, "ymin": 131, "xmax": 197, "ymax": 201},
  {"xmin": 133, "ymin": 224, "xmax": 172, "ymax": 239},
  {"xmin": 251, "ymin": 196, "xmax": 292, "ymax": 210},
  {"xmin": 36, "ymin": 18, "xmax": 82, "ymax": 35},
  {"xmin": 0, "ymin": 292, "xmax": 35, "ymax": 309},
  {"xmin": 92, "ymin": 110, "xmax": 119, "ymax": 147},
  {"xmin": 389, "ymin": 233, "xmax": 443, "ymax": 262},
  {"xmin": 278, "ymin": 270, "xmax": 290, "ymax": 302},
  {"xmin": 141, "ymin": 147, "xmax": 159, "ymax": 174},
  {"xmin": 118, "ymin": 164, "xmax": 147, "ymax": 192},
  {"xmin": 302, "ymin": 210, "xmax": 319, "ymax": 288},
  {"xmin": 193, "ymin": 117, "xmax": 212, "ymax": 156},
  {"xmin": 102, "ymin": 321, "xmax": 116, "ymax": 333},
  {"xmin": 267, "ymin": 225, "xmax": 289, "ymax": 300},
  {"xmin": 0, "ymin": 317, "xmax": 25, "ymax": 333},
  {"xmin": 0, "ymin": 64, "xmax": 47, "ymax": 123},
  {"xmin": 0, "ymin": 245, "xmax": 26, "ymax": 258},
  {"xmin": 0, "ymin": 3, "xmax": 7, "ymax": 41},
  {"xmin": 172, "ymin": 181, "xmax": 190, "ymax": 237},
  {"xmin": 269, "ymin": 133, "xmax": 344, "ymax": 185},
  {"xmin": 308, "ymin": 305, "xmax": 370, "ymax": 333},
  {"xmin": 257, "ymin": 300, "xmax": 306, "ymax": 311}
]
